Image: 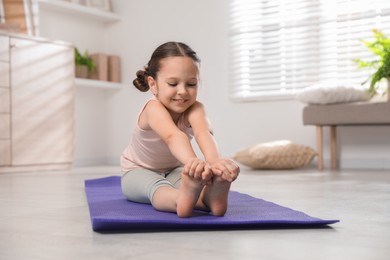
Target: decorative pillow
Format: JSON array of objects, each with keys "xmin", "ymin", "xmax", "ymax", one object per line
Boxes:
[
  {"xmin": 233, "ymin": 140, "xmax": 317, "ymax": 169},
  {"xmin": 296, "ymin": 83, "xmax": 370, "ymax": 105}
]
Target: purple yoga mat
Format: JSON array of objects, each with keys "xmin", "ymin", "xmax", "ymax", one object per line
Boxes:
[{"xmin": 85, "ymin": 176, "xmax": 339, "ymax": 231}]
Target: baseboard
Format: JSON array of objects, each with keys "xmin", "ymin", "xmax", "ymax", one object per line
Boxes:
[
  {"xmin": 73, "ymin": 157, "xmax": 110, "ymax": 167},
  {"xmin": 74, "ymin": 156, "xmax": 390, "ymax": 170}
]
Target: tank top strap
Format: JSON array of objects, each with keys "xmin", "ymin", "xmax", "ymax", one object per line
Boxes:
[{"xmin": 136, "ymin": 97, "xmax": 156, "ymax": 123}]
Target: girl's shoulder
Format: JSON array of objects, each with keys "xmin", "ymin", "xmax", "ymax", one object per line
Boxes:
[
  {"xmin": 142, "ymin": 98, "xmax": 170, "ymax": 114},
  {"xmin": 138, "ymin": 99, "xmax": 165, "ymax": 130},
  {"xmin": 185, "ymin": 101, "xmax": 209, "ymax": 127},
  {"xmin": 186, "ymin": 100, "xmax": 206, "ymax": 116}
]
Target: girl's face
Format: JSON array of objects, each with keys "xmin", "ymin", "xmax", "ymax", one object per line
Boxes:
[{"xmin": 148, "ymin": 56, "xmax": 199, "ymax": 119}]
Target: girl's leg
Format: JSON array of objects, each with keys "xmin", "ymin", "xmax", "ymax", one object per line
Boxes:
[
  {"xmin": 199, "ymin": 177, "xmax": 231, "ymax": 216},
  {"xmin": 175, "ymin": 173, "xmax": 205, "ymax": 217},
  {"xmin": 151, "ymin": 174, "xmax": 204, "ymax": 217},
  {"xmin": 165, "ymin": 167, "xmax": 210, "ymax": 214},
  {"xmin": 150, "ymin": 186, "xmax": 179, "ymax": 213},
  {"xmin": 122, "ymin": 168, "xmax": 205, "ymax": 217},
  {"xmin": 121, "ymin": 168, "xmax": 176, "ymax": 205}
]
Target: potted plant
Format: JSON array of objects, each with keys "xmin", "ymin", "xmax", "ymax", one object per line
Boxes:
[
  {"xmin": 354, "ymin": 29, "xmax": 390, "ymax": 101},
  {"xmin": 75, "ymin": 48, "xmax": 95, "ymax": 78}
]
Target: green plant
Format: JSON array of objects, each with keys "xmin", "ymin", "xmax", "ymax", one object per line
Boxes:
[
  {"xmin": 75, "ymin": 48, "xmax": 95, "ymax": 72},
  {"xmin": 354, "ymin": 29, "xmax": 390, "ymax": 96}
]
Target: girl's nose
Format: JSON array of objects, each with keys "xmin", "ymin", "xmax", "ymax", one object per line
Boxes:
[{"xmin": 177, "ymin": 84, "xmax": 187, "ymax": 94}]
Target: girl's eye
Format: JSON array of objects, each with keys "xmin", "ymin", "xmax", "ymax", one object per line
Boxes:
[{"xmin": 167, "ymin": 82, "xmax": 197, "ymax": 87}]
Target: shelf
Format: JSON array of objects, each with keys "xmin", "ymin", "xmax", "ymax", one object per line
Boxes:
[
  {"xmin": 75, "ymin": 78, "xmax": 124, "ymax": 90},
  {"xmin": 38, "ymin": 0, "xmax": 121, "ymax": 23}
]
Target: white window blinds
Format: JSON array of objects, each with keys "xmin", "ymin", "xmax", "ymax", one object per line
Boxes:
[{"xmin": 229, "ymin": 0, "xmax": 390, "ymax": 100}]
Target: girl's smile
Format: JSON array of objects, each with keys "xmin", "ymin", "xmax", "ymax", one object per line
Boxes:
[{"xmin": 172, "ymin": 98, "xmax": 189, "ymax": 104}]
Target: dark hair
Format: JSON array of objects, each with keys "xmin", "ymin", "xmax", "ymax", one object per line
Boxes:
[{"xmin": 133, "ymin": 42, "xmax": 201, "ymax": 92}]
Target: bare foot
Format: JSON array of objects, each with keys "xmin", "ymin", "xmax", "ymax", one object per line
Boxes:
[
  {"xmin": 176, "ymin": 173, "xmax": 204, "ymax": 217},
  {"xmin": 201, "ymin": 176, "xmax": 231, "ymax": 216}
]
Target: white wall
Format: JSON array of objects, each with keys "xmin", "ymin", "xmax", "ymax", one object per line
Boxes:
[
  {"xmin": 39, "ymin": 7, "xmax": 112, "ymax": 165},
  {"xmin": 39, "ymin": 0, "xmax": 390, "ymax": 170}
]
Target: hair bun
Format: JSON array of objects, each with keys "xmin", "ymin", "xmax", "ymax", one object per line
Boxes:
[{"xmin": 133, "ymin": 69, "xmax": 149, "ymax": 92}]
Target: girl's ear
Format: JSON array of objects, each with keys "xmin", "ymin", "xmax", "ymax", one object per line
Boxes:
[{"xmin": 147, "ymin": 76, "xmax": 158, "ymax": 95}]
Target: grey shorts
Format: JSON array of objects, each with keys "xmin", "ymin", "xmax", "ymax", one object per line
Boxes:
[{"xmin": 121, "ymin": 167, "xmax": 182, "ymax": 204}]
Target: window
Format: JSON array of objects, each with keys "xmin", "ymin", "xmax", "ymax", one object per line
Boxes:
[{"xmin": 229, "ymin": 0, "xmax": 390, "ymax": 101}]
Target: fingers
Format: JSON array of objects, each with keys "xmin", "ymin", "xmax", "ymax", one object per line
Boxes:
[
  {"xmin": 211, "ymin": 159, "xmax": 240, "ymax": 182},
  {"xmin": 201, "ymin": 164, "xmax": 212, "ymax": 185},
  {"xmin": 182, "ymin": 158, "xmax": 240, "ymax": 185},
  {"xmin": 183, "ymin": 158, "xmax": 212, "ymax": 184},
  {"xmin": 183, "ymin": 158, "xmax": 200, "ymax": 178},
  {"xmin": 225, "ymin": 158, "xmax": 240, "ymax": 176}
]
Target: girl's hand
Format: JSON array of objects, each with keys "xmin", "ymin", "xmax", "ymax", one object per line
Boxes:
[
  {"xmin": 210, "ymin": 158, "xmax": 240, "ymax": 183},
  {"xmin": 183, "ymin": 158, "xmax": 212, "ymax": 186}
]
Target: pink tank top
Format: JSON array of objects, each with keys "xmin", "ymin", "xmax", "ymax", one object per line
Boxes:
[{"xmin": 120, "ymin": 99, "xmax": 194, "ymax": 173}]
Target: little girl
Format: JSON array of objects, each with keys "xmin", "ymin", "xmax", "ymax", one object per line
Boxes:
[{"xmin": 121, "ymin": 42, "xmax": 240, "ymax": 217}]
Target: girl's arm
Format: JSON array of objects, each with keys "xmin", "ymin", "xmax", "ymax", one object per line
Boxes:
[
  {"xmin": 187, "ymin": 102, "xmax": 240, "ymax": 182},
  {"xmin": 143, "ymin": 100, "xmax": 211, "ymax": 182},
  {"xmin": 144, "ymin": 100, "xmax": 197, "ymax": 163},
  {"xmin": 187, "ymin": 102, "xmax": 220, "ymax": 162}
]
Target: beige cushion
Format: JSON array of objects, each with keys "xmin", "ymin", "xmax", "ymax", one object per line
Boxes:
[{"xmin": 233, "ymin": 140, "xmax": 317, "ymax": 169}]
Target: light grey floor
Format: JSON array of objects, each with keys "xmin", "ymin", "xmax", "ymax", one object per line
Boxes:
[{"xmin": 0, "ymin": 165, "xmax": 389, "ymax": 260}]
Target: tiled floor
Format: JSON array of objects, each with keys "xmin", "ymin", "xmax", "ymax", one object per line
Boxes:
[{"xmin": 0, "ymin": 166, "xmax": 389, "ymax": 260}]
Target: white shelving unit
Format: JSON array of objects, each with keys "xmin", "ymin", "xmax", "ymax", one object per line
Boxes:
[
  {"xmin": 38, "ymin": 0, "xmax": 121, "ymax": 23},
  {"xmin": 75, "ymin": 78, "xmax": 124, "ymax": 90},
  {"xmin": 37, "ymin": 0, "xmax": 124, "ymax": 89}
]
